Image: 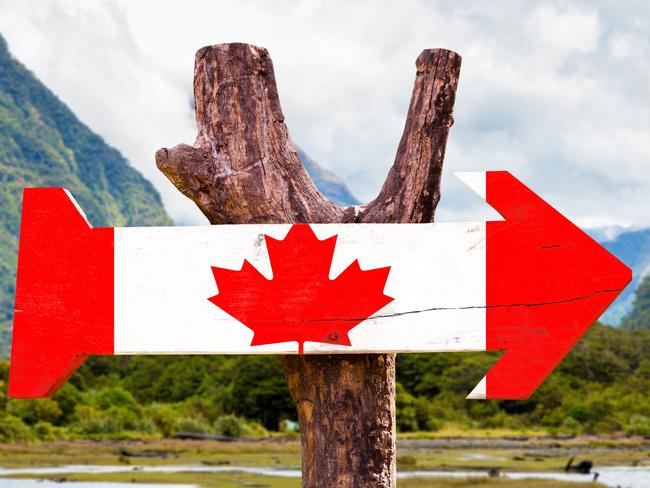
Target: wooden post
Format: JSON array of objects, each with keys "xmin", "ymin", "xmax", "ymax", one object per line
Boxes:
[{"xmin": 156, "ymin": 43, "xmax": 461, "ymax": 487}]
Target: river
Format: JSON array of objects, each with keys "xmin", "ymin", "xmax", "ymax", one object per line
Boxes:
[{"xmin": 1, "ymin": 464, "xmax": 650, "ymax": 487}]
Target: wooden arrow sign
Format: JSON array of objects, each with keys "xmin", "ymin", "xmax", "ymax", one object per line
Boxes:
[{"xmin": 8, "ymin": 171, "xmax": 631, "ymax": 400}]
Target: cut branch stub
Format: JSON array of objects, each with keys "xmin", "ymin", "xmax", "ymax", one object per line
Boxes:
[
  {"xmin": 156, "ymin": 43, "xmax": 461, "ymax": 226},
  {"xmin": 157, "ymin": 43, "xmax": 461, "ymax": 488},
  {"xmin": 360, "ymin": 49, "xmax": 461, "ymax": 224},
  {"xmin": 156, "ymin": 43, "xmax": 344, "ymax": 224}
]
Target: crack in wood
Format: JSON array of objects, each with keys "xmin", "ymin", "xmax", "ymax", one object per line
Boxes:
[{"xmin": 300, "ymin": 287, "xmax": 625, "ymax": 323}]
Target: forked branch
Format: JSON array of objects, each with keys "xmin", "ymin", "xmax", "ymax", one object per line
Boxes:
[{"xmin": 156, "ymin": 42, "xmax": 461, "ymax": 488}]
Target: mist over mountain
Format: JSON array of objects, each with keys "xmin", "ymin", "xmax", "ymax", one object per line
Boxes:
[{"xmin": 297, "ymin": 148, "xmax": 359, "ymax": 206}]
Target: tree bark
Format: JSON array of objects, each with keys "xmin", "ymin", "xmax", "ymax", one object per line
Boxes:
[{"xmin": 156, "ymin": 42, "xmax": 461, "ymax": 488}]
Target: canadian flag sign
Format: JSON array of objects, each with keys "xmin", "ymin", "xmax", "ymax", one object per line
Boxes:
[{"xmin": 9, "ymin": 171, "xmax": 630, "ymax": 400}]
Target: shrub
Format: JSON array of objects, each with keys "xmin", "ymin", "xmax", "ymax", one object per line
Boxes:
[
  {"xmin": 0, "ymin": 415, "xmax": 32, "ymax": 443},
  {"xmin": 7, "ymin": 398, "xmax": 62, "ymax": 425},
  {"xmin": 174, "ymin": 417, "xmax": 212, "ymax": 434},
  {"xmin": 592, "ymin": 416, "xmax": 622, "ymax": 433},
  {"xmin": 72, "ymin": 405, "xmax": 121, "ymax": 434},
  {"xmin": 144, "ymin": 403, "xmax": 179, "ymax": 437},
  {"xmin": 626, "ymin": 415, "xmax": 650, "ymax": 436},
  {"xmin": 397, "ymin": 454, "xmax": 417, "ymax": 467},
  {"xmin": 180, "ymin": 396, "xmax": 221, "ymax": 423},
  {"xmin": 94, "ymin": 387, "xmax": 138, "ymax": 412},
  {"xmin": 108, "ymin": 406, "xmax": 140, "ymax": 431},
  {"xmin": 567, "ymin": 404, "xmax": 590, "ymax": 423},
  {"xmin": 396, "ymin": 383, "xmax": 419, "ymax": 432},
  {"xmin": 52, "ymin": 383, "xmax": 83, "ymax": 422},
  {"xmin": 241, "ymin": 420, "xmax": 270, "ymax": 438},
  {"xmin": 0, "ymin": 380, "xmax": 7, "ymax": 412},
  {"xmin": 213, "ymin": 415, "xmax": 244, "ymax": 437},
  {"xmin": 225, "ymin": 356, "xmax": 295, "ymax": 430},
  {"xmin": 482, "ymin": 411, "xmax": 508, "ymax": 429},
  {"xmin": 559, "ymin": 416, "xmax": 581, "ymax": 436},
  {"xmin": 132, "ymin": 417, "xmax": 157, "ymax": 435},
  {"xmin": 413, "ymin": 396, "xmax": 442, "ymax": 432},
  {"xmin": 34, "ymin": 421, "xmax": 67, "ymax": 441}
]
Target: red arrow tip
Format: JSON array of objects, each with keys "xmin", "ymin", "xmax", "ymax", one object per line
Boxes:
[{"xmin": 463, "ymin": 171, "xmax": 631, "ymax": 400}]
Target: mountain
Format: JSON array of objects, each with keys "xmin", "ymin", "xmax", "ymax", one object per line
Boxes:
[
  {"xmin": 297, "ymin": 148, "xmax": 359, "ymax": 206},
  {"xmin": 623, "ymin": 274, "xmax": 650, "ymax": 328},
  {"xmin": 594, "ymin": 228, "xmax": 650, "ymax": 325},
  {"xmin": 0, "ymin": 34, "xmax": 172, "ymax": 355}
]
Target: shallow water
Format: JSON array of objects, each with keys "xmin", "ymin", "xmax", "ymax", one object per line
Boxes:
[
  {"xmin": 1, "ymin": 464, "xmax": 649, "ymax": 487},
  {"xmin": 403, "ymin": 466, "xmax": 650, "ymax": 487},
  {"xmin": 0, "ymin": 481, "xmax": 196, "ymax": 488}
]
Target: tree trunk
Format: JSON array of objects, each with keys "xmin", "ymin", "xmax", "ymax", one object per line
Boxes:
[{"xmin": 156, "ymin": 42, "xmax": 461, "ymax": 487}]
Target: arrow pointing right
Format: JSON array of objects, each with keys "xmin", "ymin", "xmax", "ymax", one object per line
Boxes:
[
  {"xmin": 463, "ymin": 171, "xmax": 632, "ymax": 399},
  {"xmin": 8, "ymin": 172, "xmax": 631, "ymax": 400}
]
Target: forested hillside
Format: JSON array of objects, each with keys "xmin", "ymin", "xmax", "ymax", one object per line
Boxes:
[
  {"xmin": 0, "ymin": 34, "xmax": 172, "ymax": 354},
  {"xmin": 1, "ymin": 322, "xmax": 649, "ymax": 442},
  {"xmin": 623, "ymin": 274, "xmax": 650, "ymax": 329},
  {"xmin": 598, "ymin": 228, "xmax": 650, "ymax": 324}
]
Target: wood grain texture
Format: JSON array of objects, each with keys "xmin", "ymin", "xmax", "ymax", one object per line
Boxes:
[
  {"xmin": 359, "ymin": 49, "xmax": 461, "ymax": 224},
  {"xmin": 156, "ymin": 43, "xmax": 345, "ymax": 225},
  {"xmin": 282, "ymin": 354, "xmax": 395, "ymax": 487},
  {"xmin": 156, "ymin": 43, "xmax": 461, "ymax": 488}
]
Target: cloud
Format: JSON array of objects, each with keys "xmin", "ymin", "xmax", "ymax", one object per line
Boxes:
[
  {"xmin": 0, "ymin": 0, "xmax": 647, "ymax": 227},
  {"xmin": 526, "ymin": 4, "xmax": 600, "ymax": 54}
]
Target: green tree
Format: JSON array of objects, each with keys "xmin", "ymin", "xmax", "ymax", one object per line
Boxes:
[{"xmin": 225, "ymin": 356, "xmax": 295, "ymax": 430}]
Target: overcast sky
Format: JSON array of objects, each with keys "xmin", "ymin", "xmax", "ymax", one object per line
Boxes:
[{"xmin": 0, "ymin": 0, "xmax": 648, "ymax": 228}]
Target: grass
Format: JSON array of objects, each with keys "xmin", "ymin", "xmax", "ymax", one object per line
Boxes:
[
  {"xmin": 399, "ymin": 425, "xmax": 549, "ymax": 439},
  {"xmin": 0, "ymin": 439, "xmax": 301, "ymax": 469},
  {"xmin": 398, "ymin": 446, "xmax": 650, "ymax": 472},
  {"xmin": 400, "ymin": 479, "xmax": 605, "ymax": 487},
  {"xmin": 1, "ymin": 437, "xmax": 649, "ymax": 471},
  {"xmin": 5, "ymin": 471, "xmax": 300, "ymax": 488},
  {"xmin": 2, "ymin": 437, "xmax": 646, "ymax": 487}
]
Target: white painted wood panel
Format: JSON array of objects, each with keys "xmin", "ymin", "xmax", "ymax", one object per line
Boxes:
[{"xmin": 114, "ymin": 223, "xmax": 486, "ymax": 354}]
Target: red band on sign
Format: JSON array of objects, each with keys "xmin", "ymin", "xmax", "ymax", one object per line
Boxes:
[
  {"xmin": 9, "ymin": 188, "xmax": 114, "ymax": 398},
  {"xmin": 485, "ymin": 172, "xmax": 631, "ymax": 400}
]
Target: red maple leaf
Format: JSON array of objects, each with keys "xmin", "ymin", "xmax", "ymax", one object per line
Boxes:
[{"xmin": 209, "ymin": 224, "xmax": 393, "ymax": 353}]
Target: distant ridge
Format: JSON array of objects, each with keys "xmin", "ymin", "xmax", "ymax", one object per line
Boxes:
[
  {"xmin": 297, "ymin": 148, "xmax": 359, "ymax": 206},
  {"xmin": 597, "ymin": 227, "xmax": 650, "ymax": 325}
]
